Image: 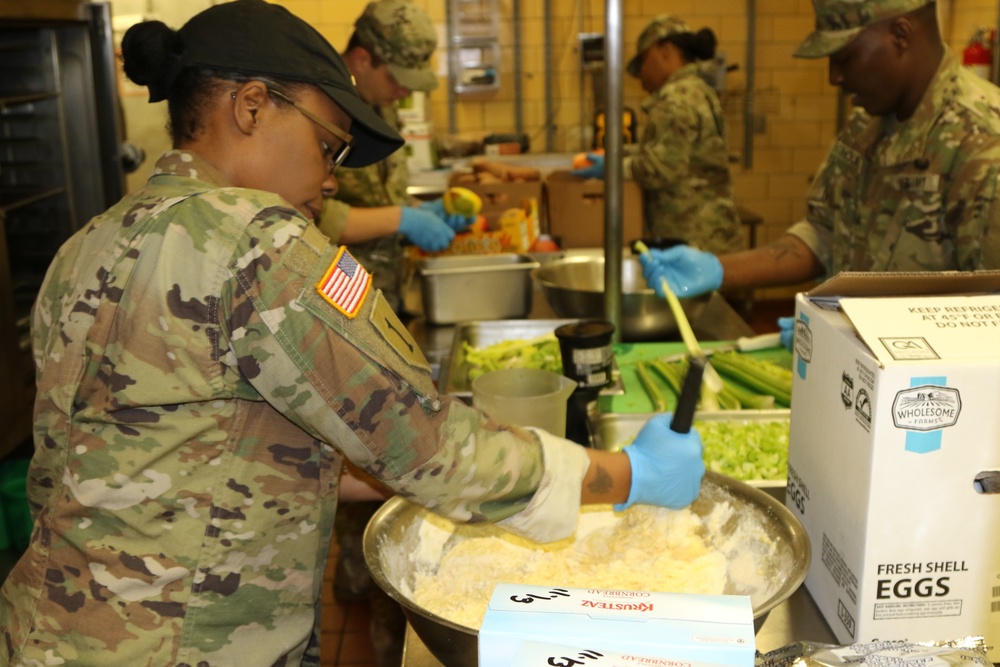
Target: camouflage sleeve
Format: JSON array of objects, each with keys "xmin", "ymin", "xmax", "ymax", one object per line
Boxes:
[
  {"xmin": 948, "ymin": 142, "xmax": 1000, "ymax": 270},
  {"xmin": 314, "ymin": 197, "xmax": 350, "ymax": 243},
  {"xmin": 787, "ymin": 136, "xmax": 842, "ymax": 274},
  {"xmin": 221, "ymin": 206, "xmax": 587, "ymax": 540},
  {"xmin": 628, "ymin": 93, "xmax": 699, "ymax": 191}
]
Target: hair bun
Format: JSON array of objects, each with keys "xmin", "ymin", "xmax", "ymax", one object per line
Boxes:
[
  {"xmin": 694, "ymin": 28, "xmax": 717, "ymax": 61},
  {"xmin": 121, "ymin": 20, "xmax": 185, "ymax": 102}
]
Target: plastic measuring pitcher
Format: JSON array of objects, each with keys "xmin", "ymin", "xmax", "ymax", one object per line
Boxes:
[{"xmin": 471, "ymin": 368, "xmax": 577, "ymax": 437}]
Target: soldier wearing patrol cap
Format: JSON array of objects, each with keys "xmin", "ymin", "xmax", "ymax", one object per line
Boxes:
[
  {"xmin": 319, "ymin": 4, "xmax": 453, "ymax": 664},
  {"xmin": 0, "ymin": 1, "xmax": 706, "ymax": 665},
  {"xmin": 311, "ymin": 0, "xmax": 465, "ymax": 318},
  {"xmin": 572, "ymin": 15, "xmax": 746, "ymax": 257},
  {"xmin": 639, "ymin": 0, "xmax": 1000, "ymax": 335}
]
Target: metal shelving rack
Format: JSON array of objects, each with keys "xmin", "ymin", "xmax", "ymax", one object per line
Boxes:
[{"xmin": 0, "ymin": 3, "xmax": 124, "ymax": 460}]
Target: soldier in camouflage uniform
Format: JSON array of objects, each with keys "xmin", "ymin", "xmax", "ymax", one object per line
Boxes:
[
  {"xmin": 573, "ymin": 16, "xmax": 745, "ymax": 256},
  {"xmin": 315, "ymin": 5, "xmax": 455, "ymax": 664},
  {"xmin": 640, "ymin": 0, "xmax": 1000, "ymax": 303},
  {"xmin": 628, "ymin": 16, "xmax": 745, "ymax": 256},
  {"xmin": 0, "ymin": 1, "xmax": 706, "ymax": 665},
  {"xmin": 313, "ymin": 0, "xmax": 462, "ymax": 315}
]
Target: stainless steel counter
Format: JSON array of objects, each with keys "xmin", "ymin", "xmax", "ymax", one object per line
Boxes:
[
  {"xmin": 401, "ymin": 585, "xmax": 838, "ymax": 666},
  {"xmin": 403, "ymin": 251, "xmax": 757, "ymax": 379}
]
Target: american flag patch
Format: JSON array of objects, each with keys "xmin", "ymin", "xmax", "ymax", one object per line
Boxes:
[{"xmin": 316, "ymin": 247, "xmax": 371, "ymax": 318}]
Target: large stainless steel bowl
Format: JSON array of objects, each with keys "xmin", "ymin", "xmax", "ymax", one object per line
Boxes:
[
  {"xmin": 363, "ymin": 472, "xmax": 811, "ymax": 667},
  {"xmin": 532, "ymin": 254, "xmax": 709, "ymax": 340}
]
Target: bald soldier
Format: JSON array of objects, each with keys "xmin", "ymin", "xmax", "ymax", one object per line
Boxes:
[{"xmin": 640, "ymin": 0, "xmax": 1000, "ymax": 308}]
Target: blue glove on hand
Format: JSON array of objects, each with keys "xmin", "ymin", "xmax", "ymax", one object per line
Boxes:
[
  {"xmin": 418, "ymin": 198, "xmax": 476, "ymax": 232},
  {"xmin": 399, "ymin": 207, "xmax": 455, "ymax": 252},
  {"xmin": 639, "ymin": 245, "xmax": 723, "ymax": 298},
  {"xmin": 615, "ymin": 413, "xmax": 705, "ymax": 511},
  {"xmin": 778, "ymin": 317, "xmax": 795, "ymax": 352},
  {"xmin": 570, "ymin": 153, "xmax": 605, "ymax": 179}
]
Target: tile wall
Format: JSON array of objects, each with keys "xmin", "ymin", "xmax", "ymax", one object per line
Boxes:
[{"xmin": 112, "ymin": 0, "xmax": 998, "ymax": 298}]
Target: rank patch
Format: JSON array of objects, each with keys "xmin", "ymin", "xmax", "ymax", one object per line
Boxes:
[{"xmin": 316, "ymin": 247, "xmax": 371, "ymax": 318}]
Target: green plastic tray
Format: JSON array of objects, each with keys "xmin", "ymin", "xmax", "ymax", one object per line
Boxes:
[{"xmin": 597, "ymin": 341, "xmax": 793, "ymax": 414}]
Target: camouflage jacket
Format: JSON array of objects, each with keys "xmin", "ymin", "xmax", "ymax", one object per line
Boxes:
[
  {"xmin": 318, "ymin": 104, "xmax": 413, "ymax": 312},
  {"xmin": 788, "ymin": 50, "xmax": 1000, "ymax": 273},
  {"xmin": 0, "ymin": 151, "xmax": 589, "ymax": 666},
  {"xmin": 625, "ymin": 63, "xmax": 745, "ymax": 255}
]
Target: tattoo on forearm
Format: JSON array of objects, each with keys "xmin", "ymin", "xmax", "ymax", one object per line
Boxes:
[
  {"xmin": 587, "ymin": 464, "xmax": 614, "ymax": 495},
  {"xmin": 771, "ymin": 237, "xmax": 802, "ymax": 262}
]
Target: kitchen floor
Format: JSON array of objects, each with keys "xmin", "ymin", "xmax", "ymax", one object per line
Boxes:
[
  {"xmin": 321, "ymin": 538, "xmax": 380, "ymax": 667},
  {"xmin": 320, "ymin": 298, "xmax": 795, "ymax": 666}
]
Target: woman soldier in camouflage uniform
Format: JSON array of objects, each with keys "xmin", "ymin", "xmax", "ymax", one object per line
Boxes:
[
  {"xmin": 573, "ymin": 16, "xmax": 746, "ymax": 257},
  {"xmin": 0, "ymin": 1, "xmax": 704, "ymax": 665}
]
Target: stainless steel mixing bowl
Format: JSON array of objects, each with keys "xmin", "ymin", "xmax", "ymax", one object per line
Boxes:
[
  {"xmin": 532, "ymin": 254, "xmax": 710, "ymax": 340},
  {"xmin": 363, "ymin": 472, "xmax": 811, "ymax": 667}
]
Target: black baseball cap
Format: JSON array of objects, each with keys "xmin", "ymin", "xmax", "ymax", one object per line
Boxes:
[{"xmin": 149, "ymin": 0, "xmax": 402, "ymax": 168}]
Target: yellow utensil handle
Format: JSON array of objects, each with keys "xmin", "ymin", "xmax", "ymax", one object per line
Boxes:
[{"xmin": 635, "ymin": 241, "xmax": 723, "ymax": 393}]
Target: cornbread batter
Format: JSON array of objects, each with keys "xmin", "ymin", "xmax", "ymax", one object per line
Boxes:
[{"xmin": 411, "ymin": 504, "xmax": 730, "ymax": 628}]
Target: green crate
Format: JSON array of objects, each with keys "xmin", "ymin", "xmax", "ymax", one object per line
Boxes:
[{"xmin": 1, "ymin": 458, "xmax": 33, "ymax": 553}]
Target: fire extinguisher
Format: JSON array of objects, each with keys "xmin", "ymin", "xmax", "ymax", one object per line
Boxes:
[{"xmin": 964, "ymin": 27, "xmax": 994, "ymax": 80}]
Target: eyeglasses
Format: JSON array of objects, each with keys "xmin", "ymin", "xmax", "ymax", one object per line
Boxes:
[{"xmin": 267, "ymin": 88, "xmax": 354, "ymax": 173}]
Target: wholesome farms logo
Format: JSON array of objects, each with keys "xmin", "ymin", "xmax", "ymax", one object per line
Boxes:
[{"xmin": 891, "ymin": 385, "xmax": 961, "ymax": 431}]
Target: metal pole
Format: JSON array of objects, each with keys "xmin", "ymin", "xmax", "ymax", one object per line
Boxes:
[
  {"xmin": 88, "ymin": 2, "xmax": 126, "ymax": 205},
  {"xmin": 603, "ymin": 0, "xmax": 623, "ymax": 341},
  {"xmin": 513, "ymin": 0, "xmax": 523, "ymax": 135},
  {"xmin": 544, "ymin": 0, "xmax": 556, "ymax": 151},
  {"xmin": 446, "ymin": 0, "xmax": 456, "ymax": 133},
  {"xmin": 743, "ymin": 0, "xmax": 756, "ymax": 169}
]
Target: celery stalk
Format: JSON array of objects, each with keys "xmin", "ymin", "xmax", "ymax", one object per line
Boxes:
[
  {"xmin": 634, "ymin": 240, "xmax": 723, "ymax": 393},
  {"xmin": 636, "ymin": 362, "xmax": 668, "ymax": 412},
  {"xmin": 649, "ymin": 359, "xmax": 685, "ymax": 396},
  {"xmin": 710, "ymin": 350, "xmax": 793, "ymax": 407},
  {"xmin": 721, "ymin": 377, "xmax": 776, "ymax": 409}
]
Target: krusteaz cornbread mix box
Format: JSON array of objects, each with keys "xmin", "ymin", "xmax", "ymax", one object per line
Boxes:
[
  {"xmin": 478, "ymin": 584, "xmax": 754, "ymax": 667},
  {"xmin": 511, "ymin": 640, "xmax": 736, "ymax": 667},
  {"xmin": 786, "ymin": 271, "xmax": 1000, "ymax": 662}
]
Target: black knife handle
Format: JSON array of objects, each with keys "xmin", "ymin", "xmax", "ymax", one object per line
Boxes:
[{"xmin": 670, "ymin": 355, "xmax": 705, "ymax": 434}]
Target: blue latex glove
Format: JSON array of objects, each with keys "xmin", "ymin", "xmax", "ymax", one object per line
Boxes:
[
  {"xmin": 615, "ymin": 413, "xmax": 705, "ymax": 511},
  {"xmin": 639, "ymin": 245, "xmax": 723, "ymax": 298},
  {"xmin": 570, "ymin": 153, "xmax": 605, "ymax": 179},
  {"xmin": 399, "ymin": 207, "xmax": 455, "ymax": 252},
  {"xmin": 418, "ymin": 197, "xmax": 476, "ymax": 232},
  {"xmin": 778, "ymin": 317, "xmax": 795, "ymax": 351}
]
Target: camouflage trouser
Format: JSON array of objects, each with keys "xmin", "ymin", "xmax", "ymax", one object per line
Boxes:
[{"xmin": 334, "ymin": 500, "xmax": 405, "ymax": 667}]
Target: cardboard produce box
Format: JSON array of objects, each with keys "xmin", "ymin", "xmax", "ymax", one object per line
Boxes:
[
  {"xmin": 479, "ymin": 583, "xmax": 754, "ymax": 667},
  {"xmin": 785, "ymin": 271, "xmax": 1000, "ymax": 661},
  {"xmin": 447, "ymin": 171, "xmax": 543, "ymax": 230},
  {"xmin": 544, "ymin": 170, "xmax": 644, "ymax": 248},
  {"xmin": 406, "ymin": 196, "xmax": 540, "ymax": 258}
]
